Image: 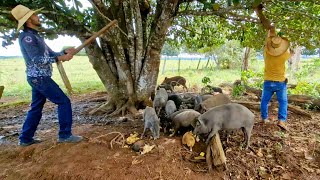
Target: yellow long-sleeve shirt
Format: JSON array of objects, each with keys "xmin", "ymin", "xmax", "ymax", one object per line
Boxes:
[{"xmin": 263, "ymin": 49, "xmax": 290, "ymax": 82}]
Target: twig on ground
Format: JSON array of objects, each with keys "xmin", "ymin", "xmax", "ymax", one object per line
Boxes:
[{"xmin": 89, "ymin": 132, "xmax": 125, "ymax": 149}]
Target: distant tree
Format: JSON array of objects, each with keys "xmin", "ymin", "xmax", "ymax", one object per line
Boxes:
[
  {"xmin": 161, "ymin": 42, "xmax": 179, "ymax": 56},
  {"xmin": 302, "ymin": 48, "xmax": 318, "ymax": 56},
  {"xmin": 198, "ymin": 40, "xmax": 244, "ymax": 69}
]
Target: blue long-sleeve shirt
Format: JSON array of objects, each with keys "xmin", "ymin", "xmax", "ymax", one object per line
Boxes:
[{"xmin": 19, "ymin": 27, "xmax": 64, "ymax": 77}]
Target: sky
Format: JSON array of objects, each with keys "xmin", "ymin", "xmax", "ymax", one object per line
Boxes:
[
  {"xmin": 0, "ymin": 0, "xmax": 90, "ymax": 56},
  {"xmin": 0, "ymin": 35, "xmax": 82, "ymax": 56}
]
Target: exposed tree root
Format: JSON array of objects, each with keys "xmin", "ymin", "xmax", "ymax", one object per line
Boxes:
[
  {"xmin": 89, "ymin": 100, "xmax": 116, "ymax": 115},
  {"xmin": 89, "ymin": 132, "xmax": 125, "ymax": 149},
  {"xmin": 104, "ymin": 99, "xmax": 138, "ymax": 118},
  {"xmin": 105, "ymin": 102, "xmax": 128, "ymax": 118},
  {"xmin": 89, "ymin": 95, "xmax": 144, "ymax": 117}
]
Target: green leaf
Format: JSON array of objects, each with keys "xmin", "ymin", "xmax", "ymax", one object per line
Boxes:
[{"xmin": 233, "ymin": 0, "xmax": 240, "ymax": 6}]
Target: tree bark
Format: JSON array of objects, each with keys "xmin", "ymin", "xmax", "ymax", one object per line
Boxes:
[
  {"xmin": 85, "ymin": 0, "xmax": 181, "ymax": 116},
  {"xmin": 289, "ymin": 46, "xmax": 302, "ymax": 71},
  {"xmin": 242, "ymin": 47, "xmax": 251, "ymax": 71}
]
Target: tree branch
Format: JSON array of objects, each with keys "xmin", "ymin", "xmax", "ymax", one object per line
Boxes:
[
  {"xmin": 254, "ymin": 4, "xmax": 272, "ymax": 30},
  {"xmin": 123, "ymin": 0, "xmax": 136, "ymax": 78},
  {"xmin": 0, "ymin": 9, "xmax": 10, "ymax": 15},
  {"xmin": 270, "ymin": 1, "xmax": 320, "ymax": 19},
  {"xmin": 178, "ymin": 24, "xmax": 202, "ymax": 36},
  {"xmin": 178, "ymin": 10, "xmax": 258, "ymax": 23},
  {"xmin": 88, "ymin": 0, "xmax": 128, "ymax": 37},
  {"xmin": 132, "ymin": 0, "xmax": 144, "ymax": 82}
]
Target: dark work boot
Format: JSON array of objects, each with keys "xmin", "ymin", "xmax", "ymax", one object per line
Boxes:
[
  {"xmin": 58, "ymin": 135, "xmax": 83, "ymax": 143},
  {"xmin": 18, "ymin": 139, "xmax": 42, "ymax": 146}
]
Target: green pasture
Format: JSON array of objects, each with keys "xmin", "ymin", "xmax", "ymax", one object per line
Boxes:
[
  {"xmin": 158, "ymin": 59, "xmax": 242, "ymax": 87},
  {"xmin": 1, "ymin": 56, "xmax": 319, "ymax": 105},
  {"xmin": 0, "ymin": 56, "xmax": 104, "ymax": 101}
]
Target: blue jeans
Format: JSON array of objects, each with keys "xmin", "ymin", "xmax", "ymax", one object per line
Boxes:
[
  {"xmin": 260, "ymin": 80, "xmax": 288, "ymax": 121},
  {"xmin": 19, "ymin": 76, "xmax": 73, "ymax": 143}
]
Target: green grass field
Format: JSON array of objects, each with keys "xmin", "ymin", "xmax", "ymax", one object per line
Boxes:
[
  {"xmin": 158, "ymin": 59, "xmax": 242, "ymax": 87},
  {"xmin": 1, "ymin": 56, "xmax": 319, "ymax": 105},
  {"xmin": 0, "ymin": 56, "xmax": 104, "ymax": 101}
]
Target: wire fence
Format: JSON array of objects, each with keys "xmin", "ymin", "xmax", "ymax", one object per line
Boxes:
[{"xmin": 160, "ymin": 56, "xmax": 216, "ymax": 74}]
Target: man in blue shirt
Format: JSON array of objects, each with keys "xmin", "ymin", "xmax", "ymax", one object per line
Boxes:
[{"xmin": 11, "ymin": 5, "xmax": 83, "ymax": 146}]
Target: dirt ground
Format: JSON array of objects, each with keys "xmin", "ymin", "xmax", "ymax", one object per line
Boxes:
[{"xmin": 0, "ymin": 91, "xmax": 319, "ymax": 180}]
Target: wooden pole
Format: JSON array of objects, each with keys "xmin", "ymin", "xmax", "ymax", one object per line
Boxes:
[
  {"xmin": 56, "ymin": 61, "xmax": 73, "ymax": 95},
  {"xmin": 162, "ymin": 56, "xmax": 167, "ymax": 75},
  {"xmin": 0, "ymin": 86, "xmax": 4, "ymax": 99},
  {"xmin": 196, "ymin": 58, "xmax": 201, "ymax": 70},
  {"xmin": 56, "ymin": 20, "xmax": 118, "ymax": 95},
  {"xmin": 72, "ymin": 20, "xmax": 118, "ymax": 55},
  {"xmin": 205, "ymin": 57, "xmax": 210, "ymax": 68}
]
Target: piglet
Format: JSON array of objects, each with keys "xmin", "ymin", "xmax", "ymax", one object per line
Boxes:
[
  {"xmin": 199, "ymin": 94, "xmax": 231, "ymax": 113},
  {"xmin": 170, "ymin": 110, "xmax": 201, "ymax": 137},
  {"xmin": 193, "ymin": 103, "xmax": 254, "ymax": 149},
  {"xmin": 141, "ymin": 106, "xmax": 160, "ymax": 140},
  {"xmin": 165, "ymin": 100, "xmax": 177, "ymax": 117},
  {"xmin": 162, "ymin": 76, "xmax": 188, "ymax": 91}
]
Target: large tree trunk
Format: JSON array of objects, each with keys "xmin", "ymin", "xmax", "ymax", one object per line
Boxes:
[{"xmin": 84, "ymin": 0, "xmax": 180, "ymax": 116}]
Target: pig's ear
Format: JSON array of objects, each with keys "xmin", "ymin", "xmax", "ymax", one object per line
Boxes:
[
  {"xmin": 199, "ymin": 119, "xmax": 204, "ymax": 125},
  {"xmin": 195, "ymin": 118, "xmax": 203, "ymax": 127},
  {"xmin": 194, "ymin": 120, "xmax": 199, "ymax": 127},
  {"xmin": 202, "ymin": 104, "xmax": 208, "ymax": 111},
  {"xmin": 191, "ymin": 119, "xmax": 197, "ymax": 127}
]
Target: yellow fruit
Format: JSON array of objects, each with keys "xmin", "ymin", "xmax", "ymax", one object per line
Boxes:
[
  {"xmin": 182, "ymin": 131, "xmax": 195, "ymax": 147},
  {"xmin": 126, "ymin": 133, "xmax": 140, "ymax": 145}
]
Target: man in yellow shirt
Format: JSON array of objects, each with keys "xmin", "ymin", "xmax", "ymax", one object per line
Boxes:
[{"xmin": 261, "ymin": 27, "xmax": 291, "ymax": 131}]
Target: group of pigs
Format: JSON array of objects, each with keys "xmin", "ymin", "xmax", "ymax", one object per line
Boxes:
[{"xmin": 141, "ymin": 76, "xmax": 255, "ymax": 149}]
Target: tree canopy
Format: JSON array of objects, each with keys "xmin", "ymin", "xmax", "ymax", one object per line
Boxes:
[
  {"xmin": 1, "ymin": 1, "xmax": 320, "ymax": 49},
  {"xmin": 167, "ymin": 0, "xmax": 320, "ymax": 51}
]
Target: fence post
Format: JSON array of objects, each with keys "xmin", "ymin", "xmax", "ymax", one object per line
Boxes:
[
  {"xmin": 197, "ymin": 58, "xmax": 201, "ymax": 70},
  {"xmin": 205, "ymin": 57, "xmax": 211, "ymax": 68},
  {"xmin": 0, "ymin": 86, "xmax": 4, "ymax": 99},
  {"xmin": 162, "ymin": 56, "xmax": 167, "ymax": 74}
]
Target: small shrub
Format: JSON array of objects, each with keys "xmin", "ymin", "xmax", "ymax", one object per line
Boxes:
[
  {"xmin": 232, "ymin": 84, "xmax": 245, "ymax": 97},
  {"xmin": 294, "ymin": 58, "xmax": 320, "ymax": 81},
  {"xmin": 288, "ymin": 81, "xmax": 320, "ymax": 98},
  {"xmin": 201, "ymin": 76, "xmax": 211, "ymax": 86},
  {"xmin": 241, "ymin": 69, "xmax": 263, "ymax": 89}
]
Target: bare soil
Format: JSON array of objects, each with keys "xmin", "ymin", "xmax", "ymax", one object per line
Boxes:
[{"xmin": 0, "ymin": 92, "xmax": 319, "ymax": 180}]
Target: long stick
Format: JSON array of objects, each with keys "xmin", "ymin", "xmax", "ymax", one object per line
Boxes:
[
  {"xmin": 72, "ymin": 20, "xmax": 118, "ymax": 55},
  {"xmin": 56, "ymin": 20, "xmax": 118, "ymax": 94},
  {"xmin": 56, "ymin": 61, "xmax": 73, "ymax": 94}
]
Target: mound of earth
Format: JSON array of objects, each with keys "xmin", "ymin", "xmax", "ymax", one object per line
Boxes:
[{"xmin": 0, "ymin": 92, "xmax": 319, "ymax": 179}]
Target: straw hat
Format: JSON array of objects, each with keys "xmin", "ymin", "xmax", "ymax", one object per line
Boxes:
[
  {"xmin": 11, "ymin": 5, "xmax": 43, "ymax": 30},
  {"xmin": 266, "ymin": 36, "xmax": 289, "ymax": 56}
]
